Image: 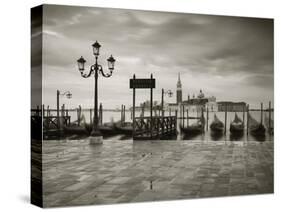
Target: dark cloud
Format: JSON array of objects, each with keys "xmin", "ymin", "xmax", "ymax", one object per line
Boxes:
[{"xmin": 41, "ymin": 4, "xmax": 273, "ymax": 108}]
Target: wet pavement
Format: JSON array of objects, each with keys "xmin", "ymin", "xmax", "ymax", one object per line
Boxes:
[{"xmin": 42, "ymin": 139, "xmax": 273, "ymax": 207}]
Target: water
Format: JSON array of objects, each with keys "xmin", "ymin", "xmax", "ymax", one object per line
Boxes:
[{"xmin": 48, "ymin": 109, "xmax": 273, "ymax": 142}]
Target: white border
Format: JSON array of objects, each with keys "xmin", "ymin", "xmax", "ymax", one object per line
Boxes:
[{"xmin": 0, "ymin": 0, "xmax": 280, "ymax": 211}]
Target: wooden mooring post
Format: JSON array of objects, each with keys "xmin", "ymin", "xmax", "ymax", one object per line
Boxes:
[
  {"xmin": 260, "ymin": 102, "xmax": 263, "ymax": 125},
  {"xmin": 186, "ymin": 109, "xmax": 189, "ymax": 126},
  {"xmin": 206, "ymin": 107, "xmax": 209, "ymax": 131},
  {"xmin": 90, "ymin": 108, "xmax": 93, "ymax": 125},
  {"xmin": 123, "ymin": 105, "xmax": 126, "ymax": 122},
  {"xmin": 132, "ymin": 75, "xmax": 136, "ymax": 137},
  {"xmin": 99, "ymin": 103, "xmax": 103, "ymax": 125},
  {"xmin": 42, "ymin": 104, "xmax": 45, "ymax": 118},
  {"xmin": 246, "ymin": 104, "xmax": 249, "ymax": 135},
  {"xmin": 150, "ymin": 74, "xmax": 153, "ymax": 139},
  {"xmin": 224, "ymin": 104, "xmax": 227, "ymax": 135},
  {"xmin": 47, "ymin": 105, "xmax": 50, "ymax": 117},
  {"xmin": 182, "ymin": 105, "xmax": 185, "ymax": 128},
  {"xmin": 121, "ymin": 104, "xmax": 123, "ymax": 123},
  {"xmin": 269, "ymin": 101, "xmax": 271, "ymax": 133},
  {"xmin": 77, "ymin": 105, "xmax": 81, "ymax": 126},
  {"xmin": 242, "ymin": 105, "xmax": 245, "ymax": 126}
]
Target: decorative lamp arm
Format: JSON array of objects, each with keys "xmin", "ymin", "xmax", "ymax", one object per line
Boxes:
[
  {"xmin": 98, "ymin": 65, "xmax": 113, "ymax": 78},
  {"xmin": 80, "ymin": 66, "xmax": 94, "ymax": 78}
]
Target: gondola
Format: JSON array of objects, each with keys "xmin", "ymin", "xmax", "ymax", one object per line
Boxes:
[
  {"xmin": 99, "ymin": 122, "xmax": 117, "ymax": 136},
  {"xmin": 248, "ymin": 114, "xmax": 265, "ymax": 136},
  {"xmin": 115, "ymin": 121, "xmax": 133, "ymax": 135},
  {"xmin": 264, "ymin": 113, "xmax": 274, "ymax": 134},
  {"xmin": 230, "ymin": 113, "xmax": 244, "ymax": 135},
  {"xmin": 210, "ymin": 114, "xmax": 224, "ymax": 133},
  {"xmin": 63, "ymin": 125, "xmax": 88, "ymax": 136},
  {"xmin": 180, "ymin": 118, "xmax": 204, "ymax": 135}
]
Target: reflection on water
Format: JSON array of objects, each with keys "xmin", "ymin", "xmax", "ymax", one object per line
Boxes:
[{"xmin": 178, "ymin": 129, "xmax": 273, "ymax": 142}]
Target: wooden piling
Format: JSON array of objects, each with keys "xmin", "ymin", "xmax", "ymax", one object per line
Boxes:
[
  {"xmin": 246, "ymin": 104, "xmax": 249, "ymax": 135},
  {"xmin": 61, "ymin": 104, "xmax": 65, "ymax": 117},
  {"xmin": 186, "ymin": 109, "xmax": 189, "ymax": 126},
  {"xmin": 57, "ymin": 90, "xmax": 60, "ymax": 129},
  {"xmin": 42, "ymin": 104, "xmax": 45, "ymax": 118},
  {"xmin": 182, "ymin": 105, "xmax": 185, "ymax": 128},
  {"xmin": 169, "ymin": 108, "xmax": 171, "ymax": 116},
  {"xmin": 201, "ymin": 107, "xmax": 204, "ymax": 132},
  {"xmin": 99, "ymin": 103, "xmax": 103, "ymax": 125},
  {"xmin": 242, "ymin": 105, "xmax": 245, "ymax": 126},
  {"xmin": 123, "ymin": 105, "xmax": 126, "ymax": 123},
  {"xmin": 150, "ymin": 74, "xmax": 153, "ymax": 139},
  {"xmin": 47, "ymin": 105, "xmax": 50, "ymax": 117},
  {"xmin": 121, "ymin": 104, "xmax": 123, "ymax": 123},
  {"xmin": 206, "ymin": 107, "xmax": 209, "ymax": 131},
  {"xmin": 132, "ymin": 75, "xmax": 136, "ymax": 137},
  {"xmin": 224, "ymin": 104, "xmax": 227, "ymax": 135},
  {"xmin": 269, "ymin": 101, "xmax": 271, "ymax": 133},
  {"xmin": 260, "ymin": 102, "xmax": 263, "ymax": 125},
  {"xmin": 90, "ymin": 108, "xmax": 93, "ymax": 125},
  {"xmin": 66, "ymin": 109, "xmax": 69, "ymax": 125},
  {"xmin": 61, "ymin": 104, "xmax": 65, "ymax": 126}
]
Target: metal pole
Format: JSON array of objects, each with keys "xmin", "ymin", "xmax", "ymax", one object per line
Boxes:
[{"xmin": 93, "ymin": 57, "xmax": 99, "ymax": 135}]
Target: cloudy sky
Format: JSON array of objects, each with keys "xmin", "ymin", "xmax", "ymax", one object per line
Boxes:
[{"xmin": 34, "ymin": 4, "xmax": 273, "ymax": 109}]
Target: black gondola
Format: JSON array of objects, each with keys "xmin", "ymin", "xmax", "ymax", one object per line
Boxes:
[
  {"xmin": 99, "ymin": 122, "xmax": 117, "ymax": 136},
  {"xmin": 115, "ymin": 121, "xmax": 133, "ymax": 135},
  {"xmin": 230, "ymin": 113, "xmax": 244, "ymax": 135},
  {"xmin": 248, "ymin": 114, "xmax": 265, "ymax": 136},
  {"xmin": 264, "ymin": 113, "xmax": 274, "ymax": 134},
  {"xmin": 210, "ymin": 114, "xmax": 224, "ymax": 133},
  {"xmin": 180, "ymin": 118, "xmax": 204, "ymax": 135}
]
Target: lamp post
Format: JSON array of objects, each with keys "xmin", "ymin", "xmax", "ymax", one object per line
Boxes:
[
  {"xmin": 56, "ymin": 90, "xmax": 72, "ymax": 129},
  {"xmin": 77, "ymin": 41, "xmax": 116, "ymax": 136}
]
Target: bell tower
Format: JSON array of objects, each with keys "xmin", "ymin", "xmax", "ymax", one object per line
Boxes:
[{"xmin": 177, "ymin": 73, "xmax": 182, "ymax": 104}]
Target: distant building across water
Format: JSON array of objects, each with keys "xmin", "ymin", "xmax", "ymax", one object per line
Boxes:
[{"xmin": 166, "ymin": 73, "xmax": 247, "ymax": 113}]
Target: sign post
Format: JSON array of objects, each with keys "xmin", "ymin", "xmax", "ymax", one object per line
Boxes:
[{"xmin": 130, "ymin": 74, "xmax": 156, "ymax": 139}]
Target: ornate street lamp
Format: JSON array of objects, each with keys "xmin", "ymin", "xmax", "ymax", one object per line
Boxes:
[
  {"xmin": 77, "ymin": 41, "xmax": 116, "ymax": 136},
  {"xmin": 77, "ymin": 56, "xmax": 86, "ymax": 71}
]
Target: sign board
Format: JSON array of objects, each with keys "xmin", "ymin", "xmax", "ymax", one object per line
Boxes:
[{"xmin": 130, "ymin": 78, "xmax": 155, "ymax": 89}]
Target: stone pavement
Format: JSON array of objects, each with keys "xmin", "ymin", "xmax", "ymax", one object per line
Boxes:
[{"xmin": 42, "ymin": 139, "xmax": 273, "ymax": 207}]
